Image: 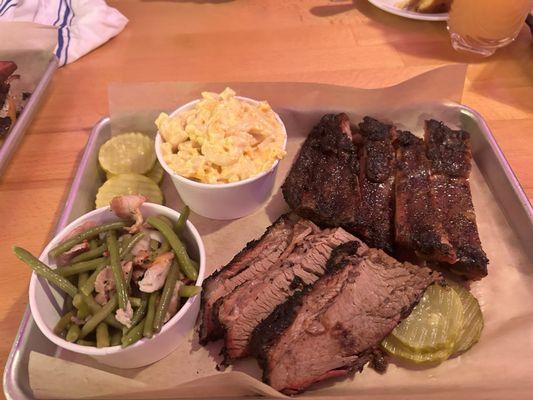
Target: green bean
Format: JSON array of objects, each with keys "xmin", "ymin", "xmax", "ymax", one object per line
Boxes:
[
  {"xmin": 81, "ymin": 293, "xmax": 123, "ymax": 329},
  {"xmin": 64, "ymin": 292, "xmax": 74, "ymax": 313},
  {"xmin": 73, "ymin": 294, "xmax": 91, "ymax": 318},
  {"xmin": 119, "ymin": 234, "xmax": 132, "ymax": 254},
  {"xmin": 96, "ymin": 323, "xmax": 110, "ymax": 348},
  {"xmin": 71, "ymin": 244, "xmax": 107, "ymax": 264},
  {"xmin": 80, "ymin": 264, "xmax": 106, "ymax": 296},
  {"xmin": 150, "ymin": 239, "xmax": 159, "ymax": 251},
  {"xmin": 119, "ymin": 232, "xmax": 145, "ymax": 258},
  {"xmin": 78, "ymin": 272, "xmax": 89, "ymax": 290},
  {"xmin": 179, "ymin": 285, "xmax": 202, "ymax": 298},
  {"xmin": 76, "ymin": 340, "xmax": 95, "ymax": 346},
  {"xmin": 126, "ymin": 294, "xmax": 148, "ymax": 334},
  {"xmin": 153, "ymin": 262, "xmax": 179, "ymax": 333},
  {"xmin": 143, "ymin": 292, "xmax": 159, "ymax": 338},
  {"xmin": 122, "ymin": 318, "xmax": 146, "ymax": 348},
  {"xmin": 49, "ymin": 221, "xmax": 127, "ymax": 258},
  {"xmin": 129, "ymin": 297, "xmax": 142, "ymax": 308},
  {"xmin": 53, "ymin": 311, "xmax": 74, "ymax": 335},
  {"xmin": 80, "ymin": 295, "xmax": 118, "ymax": 339},
  {"xmin": 66, "ymin": 324, "xmax": 81, "ymax": 342},
  {"xmin": 146, "ymin": 216, "xmax": 198, "ymax": 281},
  {"xmin": 156, "ymin": 215, "xmax": 174, "ymax": 229},
  {"xmin": 110, "ymin": 330, "xmax": 122, "ymax": 346},
  {"xmin": 57, "ymin": 257, "xmax": 108, "ymax": 277},
  {"xmin": 89, "ymin": 239, "xmax": 99, "ymax": 250},
  {"xmin": 175, "ymin": 205, "xmax": 190, "ymax": 233},
  {"xmin": 106, "ymin": 231, "xmax": 128, "ymax": 311},
  {"xmin": 13, "ymin": 246, "xmax": 78, "ymax": 298}
]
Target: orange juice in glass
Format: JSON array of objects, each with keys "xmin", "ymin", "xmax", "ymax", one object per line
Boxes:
[{"xmin": 448, "ymin": 0, "xmax": 532, "ymax": 56}]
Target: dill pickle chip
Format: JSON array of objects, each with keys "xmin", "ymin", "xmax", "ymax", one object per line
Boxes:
[
  {"xmin": 98, "ymin": 133, "xmax": 156, "ymax": 175},
  {"xmin": 391, "ymin": 283, "xmax": 463, "ymax": 352},
  {"xmin": 381, "ymin": 335, "xmax": 452, "ymax": 365},
  {"xmin": 95, "ymin": 173, "xmax": 163, "ymax": 208},
  {"xmin": 449, "ymin": 282, "xmax": 484, "ymax": 354},
  {"xmin": 145, "ymin": 161, "xmax": 164, "ymax": 184}
]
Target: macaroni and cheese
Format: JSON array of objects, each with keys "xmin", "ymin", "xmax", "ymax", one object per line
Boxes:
[{"xmin": 156, "ymin": 88, "xmax": 286, "ymax": 184}]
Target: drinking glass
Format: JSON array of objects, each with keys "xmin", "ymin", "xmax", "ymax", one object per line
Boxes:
[{"xmin": 447, "ymin": 0, "xmax": 533, "ymax": 57}]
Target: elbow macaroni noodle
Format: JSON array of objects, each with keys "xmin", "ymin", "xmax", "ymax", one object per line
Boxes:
[{"xmin": 156, "ymin": 88, "xmax": 286, "ymax": 184}]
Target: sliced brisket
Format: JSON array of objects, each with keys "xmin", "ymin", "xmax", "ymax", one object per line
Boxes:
[
  {"xmin": 251, "ymin": 244, "xmax": 440, "ymax": 394},
  {"xmin": 351, "ymin": 117, "xmax": 396, "ymax": 253},
  {"xmin": 282, "ymin": 113, "xmax": 360, "ymax": 227},
  {"xmin": 394, "ymin": 131, "xmax": 456, "ymax": 263},
  {"xmin": 217, "ymin": 227, "xmax": 365, "ymax": 360},
  {"xmin": 198, "ymin": 213, "xmax": 316, "ymax": 344}
]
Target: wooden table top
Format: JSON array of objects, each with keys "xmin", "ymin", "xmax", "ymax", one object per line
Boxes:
[{"xmin": 1, "ymin": 0, "xmax": 531, "ymax": 396}]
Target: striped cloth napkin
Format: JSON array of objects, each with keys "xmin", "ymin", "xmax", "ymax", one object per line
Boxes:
[{"xmin": 0, "ymin": 0, "xmax": 128, "ymax": 66}]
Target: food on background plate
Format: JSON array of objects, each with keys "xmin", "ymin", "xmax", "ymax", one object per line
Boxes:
[
  {"xmin": 156, "ymin": 87, "xmax": 286, "ymax": 184},
  {"xmin": 282, "ymin": 114, "xmax": 488, "ymax": 280},
  {"xmin": 96, "ymin": 133, "xmax": 164, "ymax": 208},
  {"xmin": 398, "ymin": 0, "xmax": 451, "ymax": 13},
  {"xmin": 13, "ymin": 195, "xmax": 200, "ymax": 348},
  {"xmin": 1, "ymin": 61, "xmax": 30, "ymax": 141}
]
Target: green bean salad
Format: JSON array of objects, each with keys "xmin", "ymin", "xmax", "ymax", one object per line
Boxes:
[{"xmin": 13, "ymin": 195, "xmax": 200, "ymax": 349}]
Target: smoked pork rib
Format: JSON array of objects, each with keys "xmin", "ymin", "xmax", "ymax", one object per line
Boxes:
[
  {"xmin": 217, "ymin": 227, "xmax": 364, "ymax": 360},
  {"xmin": 282, "ymin": 113, "xmax": 360, "ymax": 227},
  {"xmin": 425, "ymin": 119, "xmax": 472, "ymax": 178},
  {"xmin": 425, "ymin": 120, "xmax": 488, "ymax": 279},
  {"xmin": 251, "ymin": 242, "xmax": 440, "ymax": 394},
  {"xmin": 394, "ymin": 131, "xmax": 456, "ymax": 263},
  {"xmin": 199, "ymin": 213, "xmax": 314, "ymax": 344},
  {"xmin": 352, "ymin": 117, "xmax": 396, "ymax": 253}
]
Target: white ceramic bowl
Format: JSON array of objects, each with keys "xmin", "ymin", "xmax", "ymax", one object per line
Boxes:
[
  {"xmin": 29, "ymin": 203, "xmax": 206, "ymax": 369},
  {"xmin": 155, "ymin": 96, "xmax": 287, "ymax": 220}
]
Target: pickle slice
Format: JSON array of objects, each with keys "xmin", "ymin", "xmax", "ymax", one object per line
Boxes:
[
  {"xmin": 145, "ymin": 161, "xmax": 164, "ymax": 184},
  {"xmin": 391, "ymin": 283, "xmax": 463, "ymax": 352},
  {"xmin": 95, "ymin": 173, "xmax": 163, "ymax": 208},
  {"xmin": 381, "ymin": 335, "xmax": 452, "ymax": 365},
  {"xmin": 98, "ymin": 133, "xmax": 156, "ymax": 175},
  {"xmin": 450, "ymin": 283, "xmax": 484, "ymax": 354}
]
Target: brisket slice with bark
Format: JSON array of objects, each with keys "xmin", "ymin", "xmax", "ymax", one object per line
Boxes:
[
  {"xmin": 217, "ymin": 227, "xmax": 365, "ymax": 360},
  {"xmin": 251, "ymin": 243, "xmax": 440, "ymax": 395},
  {"xmin": 425, "ymin": 120, "xmax": 488, "ymax": 279},
  {"xmin": 199, "ymin": 213, "xmax": 316, "ymax": 344},
  {"xmin": 394, "ymin": 130, "xmax": 456, "ymax": 263},
  {"xmin": 282, "ymin": 113, "xmax": 360, "ymax": 227},
  {"xmin": 351, "ymin": 117, "xmax": 396, "ymax": 253}
]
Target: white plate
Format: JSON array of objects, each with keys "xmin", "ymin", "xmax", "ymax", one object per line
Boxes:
[{"xmin": 367, "ymin": 0, "xmax": 448, "ymax": 21}]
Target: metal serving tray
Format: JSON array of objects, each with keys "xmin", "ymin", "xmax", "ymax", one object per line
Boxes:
[
  {"xmin": 4, "ymin": 104, "xmax": 533, "ymax": 400},
  {"xmin": 0, "ymin": 56, "xmax": 58, "ymax": 175}
]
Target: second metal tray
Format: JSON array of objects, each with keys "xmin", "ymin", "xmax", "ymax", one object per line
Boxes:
[
  {"xmin": 0, "ymin": 56, "xmax": 58, "ymax": 175},
  {"xmin": 4, "ymin": 103, "xmax": 532, "ymax": 399}
]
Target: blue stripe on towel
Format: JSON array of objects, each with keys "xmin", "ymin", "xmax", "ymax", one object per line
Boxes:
[
  {"xmin": 0, "ymin": 2, "xmax": 17, "ymax": 17},
  {"xmin": 53, "ymin": 0, "xmax": 64, "ymax": 26},
  {"xmin": 55, "ymin": 0, "xmax": 72, "ymax": 65},
  {"xmin": 64, "ymin": 0, "xmax": 76, "ymax": 65},
  {"xmin": 0, "ymin": 0, "xmax": 14, "ymax": 15}
]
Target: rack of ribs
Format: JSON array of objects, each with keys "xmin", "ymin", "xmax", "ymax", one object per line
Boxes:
[
  {"xmin": 425, "ymin": 120, "xmax": 488, "ymax": 279},
  {"xmin": 282, "ymin": 113, "xmax": 360, "ymax": 227}
]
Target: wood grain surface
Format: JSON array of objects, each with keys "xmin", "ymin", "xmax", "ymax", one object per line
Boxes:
[{"xmin": 1, "ymin": 0, "xmax": 531, "ymax": 397}]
